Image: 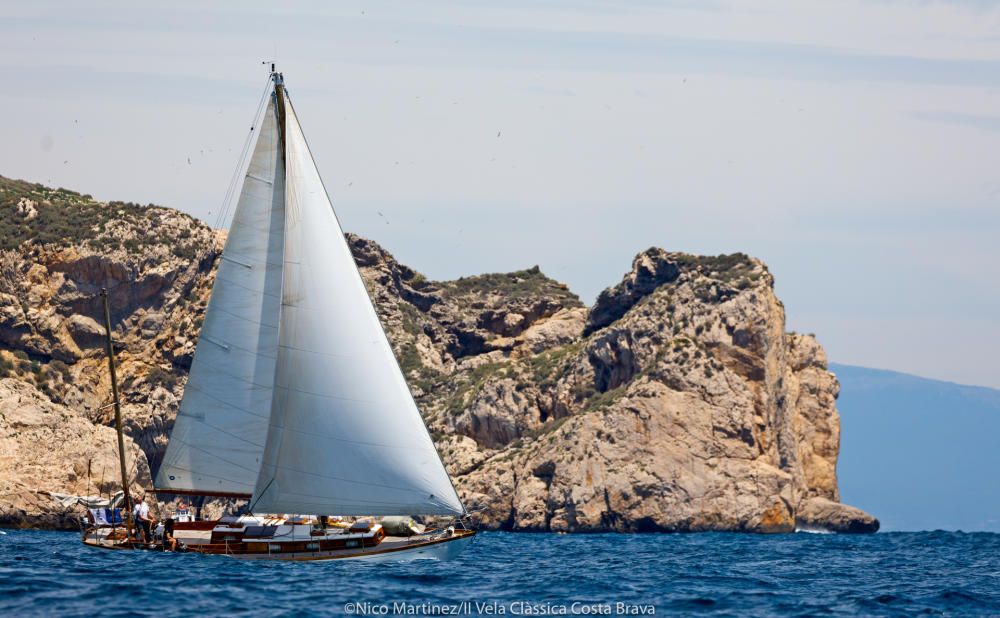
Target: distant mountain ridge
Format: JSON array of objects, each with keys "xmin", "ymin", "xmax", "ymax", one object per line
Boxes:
[{"xmin": 832, "ymin": 363, "xmax": 1000, "ymax": 532}]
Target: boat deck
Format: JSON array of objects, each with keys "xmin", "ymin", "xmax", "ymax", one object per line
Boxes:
[{"xmin": 82, "ymin": 525, "xmax": 475, "ymax": 561}]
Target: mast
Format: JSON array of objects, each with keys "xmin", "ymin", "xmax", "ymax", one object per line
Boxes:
[
  {"xmin": 272, "ymin": 67, "xmax": 286, "ymax": 164},
  {"xmin": 100, "ymin": 288, "xmax": 134, "ymax": 540}
]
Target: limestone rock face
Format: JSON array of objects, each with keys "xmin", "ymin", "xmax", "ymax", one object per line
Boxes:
[
  {"xmin": 431, "ymin": 250, "xmax": 873, "ymax": 533},
  {"xmin": 0, "ymin": 177, "xmax": 218, "ymax": 480},
  {"xmin": 0, "ymin": 175, "xmax": 876, "ymax": 532},
  {"xmin": 0, "ymin": 378, "xmax": 150, "ymax": 529},
  {"xmin": 796, "ymin": 497, "xmax": 880, "ymax": 533},
  {"xmin": 585, "ymin": 248, "xmax": 680, "ymax": 335}
]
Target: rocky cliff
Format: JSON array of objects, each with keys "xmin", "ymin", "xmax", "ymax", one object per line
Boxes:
[{"xmin": 0, "ymin": 175, "xmax": 877, "ymax": 533}]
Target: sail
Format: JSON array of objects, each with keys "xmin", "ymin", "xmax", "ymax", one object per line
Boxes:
[
  {"xmin": 155, "ymin": 95, "xmax": 285, "ymax": 496},
  {"xmin": 250, "ymin": 90, "xmax": 463, "ymax": 516}
]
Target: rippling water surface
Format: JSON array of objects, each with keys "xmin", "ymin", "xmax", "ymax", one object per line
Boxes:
[{"xmin": 1, "ymin": 529, "xmax": 998, "ymax": 616}]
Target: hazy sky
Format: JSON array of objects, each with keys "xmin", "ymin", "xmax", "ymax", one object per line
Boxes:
[{"xmin": 1, "ymin": 1, "xmax": 998, "ymax": 388}]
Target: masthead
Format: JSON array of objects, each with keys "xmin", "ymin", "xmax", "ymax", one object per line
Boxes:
[{"xmin": 263, "ymin": 60, "xmax": 282, "ymax": 85}]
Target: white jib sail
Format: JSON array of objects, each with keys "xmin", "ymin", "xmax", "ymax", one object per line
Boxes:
[
  {"xmin": 155, "ymin": 95, "xmax": 285, "ymax": 495},
  {"xmin": 250, "ymin": 91, "xmax": 463, "ymax": 516}
]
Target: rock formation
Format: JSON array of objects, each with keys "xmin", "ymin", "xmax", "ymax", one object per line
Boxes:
[
  {"xmin": 0, "ymin": 378, "xmax": 149, "ymax": 528},
  {"xmin": 0, "ymin": 175, "xmax": 877, "ymax": 532}
]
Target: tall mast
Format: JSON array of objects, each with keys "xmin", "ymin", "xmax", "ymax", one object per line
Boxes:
[
  {"xmin": 100, "ymin": 288, "xmax": 134, "ymax": 541},
  {"xmin": 247, "ymin": 65, "xmax": 288, "ymax": 517},
  {"xmin": 272, "ymin": 66, "xmax": 286, "ymax": 164}
]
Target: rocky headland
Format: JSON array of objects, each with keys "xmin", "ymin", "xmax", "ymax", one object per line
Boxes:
[{"xmin": 0, "ymin": 175, "xmax": 878, "ymax": 533}]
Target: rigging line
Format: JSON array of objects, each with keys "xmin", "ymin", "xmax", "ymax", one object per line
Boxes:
[
  {"xmin": 214, "ymin": 92, "xmax": 270, "ymax": 234},
  {"xmin": 212, "ymin": 75, "xmax": 274, "ymax": 232},
  {"xmin": 215, "ymin": 74, "xmax": 271, "ymax": 231},
  {"xmin": 247, "ymin": 476, "xmax": 275, "ymax": 515}
]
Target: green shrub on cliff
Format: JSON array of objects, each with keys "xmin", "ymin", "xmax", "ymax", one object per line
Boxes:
[
  {"xmin": 0, "ymin": 175, "xmax": 201, "ymax": 258},
  {"xmin": 0, "ymin": 176, "xmax": 139, "ymax": 250},
  {"xmin": 441, "ymin": 361, "xmax": 509, "ymax": 416},
  {"xmin": 527, "ymin": 342, "xmax": 582, "ymax": 388},
  {"xmin": 440, "ymin": 266, "xmax": 582, "ymax": 306},
  {"xmin": 673, "ymin": 252, "xmax": 763, "ymax": 289}
]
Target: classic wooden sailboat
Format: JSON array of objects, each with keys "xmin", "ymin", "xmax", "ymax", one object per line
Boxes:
[{"xmin": 81, "ymin": 68, "xmax": 476, "ymax": 560}]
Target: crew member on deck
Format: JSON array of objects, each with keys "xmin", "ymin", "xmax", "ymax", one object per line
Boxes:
[
  {"xmin": 162, "ymin": 517, "xmax": 178, "ymax": 551},
  {"xmin": 132, "ymin": 494, "xmax": 156, "ymax": 543}
]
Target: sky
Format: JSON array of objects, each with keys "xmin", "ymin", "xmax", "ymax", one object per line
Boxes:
[{"xmin": 0, "ymin": 1, "xmax": 998, "ymax": 388}]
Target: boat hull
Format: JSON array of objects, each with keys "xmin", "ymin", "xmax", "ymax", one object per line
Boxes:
[
  {"xmin": 224, "ymin": 530, "xmax": 476, "ymax": 562},
  {"xmin": 82, "ymin": 528, "xmax": 476, "ymax": 562}
]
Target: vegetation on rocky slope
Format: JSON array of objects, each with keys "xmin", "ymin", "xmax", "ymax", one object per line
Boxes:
[
  {"xmin": 439, "ymin": 266, "xmax": 583, "ymax": 307},
  {"xmin": 0, "ymin": 175, "xmax": 202, "ymax": 259}
]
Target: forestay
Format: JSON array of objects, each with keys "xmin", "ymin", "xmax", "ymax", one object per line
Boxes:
[
  {"xmin": 155, "ymin": 96, "xmax": 285, "ymax": 496},
  {"xmin": 250, "ymin": 90, "xmax": 463, "ymax": 516}
]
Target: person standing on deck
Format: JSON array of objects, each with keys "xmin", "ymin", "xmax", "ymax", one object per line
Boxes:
[{"xmin": 132, "ymin": 494, "xmax": 156, "ymax": 543}]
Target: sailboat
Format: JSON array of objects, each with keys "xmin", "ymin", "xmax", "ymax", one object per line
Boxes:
[{"xmin": 81, "ymin": 68, "xmax": 476, "ymax": 560}]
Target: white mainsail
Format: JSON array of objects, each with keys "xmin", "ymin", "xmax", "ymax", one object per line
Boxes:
[
  {"xmin": 155, "ymin": 96, "xmax": 285, "ymax": 496},
  {"xmin": 249, "ymin": 89, "xmax": 463, "ymax": 516}
]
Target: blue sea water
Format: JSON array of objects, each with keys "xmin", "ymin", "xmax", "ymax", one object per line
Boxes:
[{"xmin": 1, "ymin": 530, "xmax": 998, "ymax": 617}]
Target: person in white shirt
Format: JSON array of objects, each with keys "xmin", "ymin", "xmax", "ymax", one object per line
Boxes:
[{"xmin": 132, "ymin": 494, "xmax": 155, "ymax": 543}]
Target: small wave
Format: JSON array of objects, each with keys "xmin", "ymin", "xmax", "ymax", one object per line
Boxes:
[
  {"xmin": 937, "ymin": 589, "xmax": 985, "ymax": 604},
  {"xmin": 385, "ymin": 573, "xmax": 448, "ymax": 584}
]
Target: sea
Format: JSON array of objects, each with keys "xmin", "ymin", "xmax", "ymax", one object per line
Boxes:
[{"xmin": 1, "ymin": 529, "xmax": 998, "ymax": 617}]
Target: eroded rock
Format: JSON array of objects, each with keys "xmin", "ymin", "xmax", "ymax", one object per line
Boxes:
[
  {"xmin": 0, "ymin": 378, "xmax": 150, "ymax": 529},
  {"xmin": 796, "ymin": 497, "xmax": 880, "ymax": 533}
]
